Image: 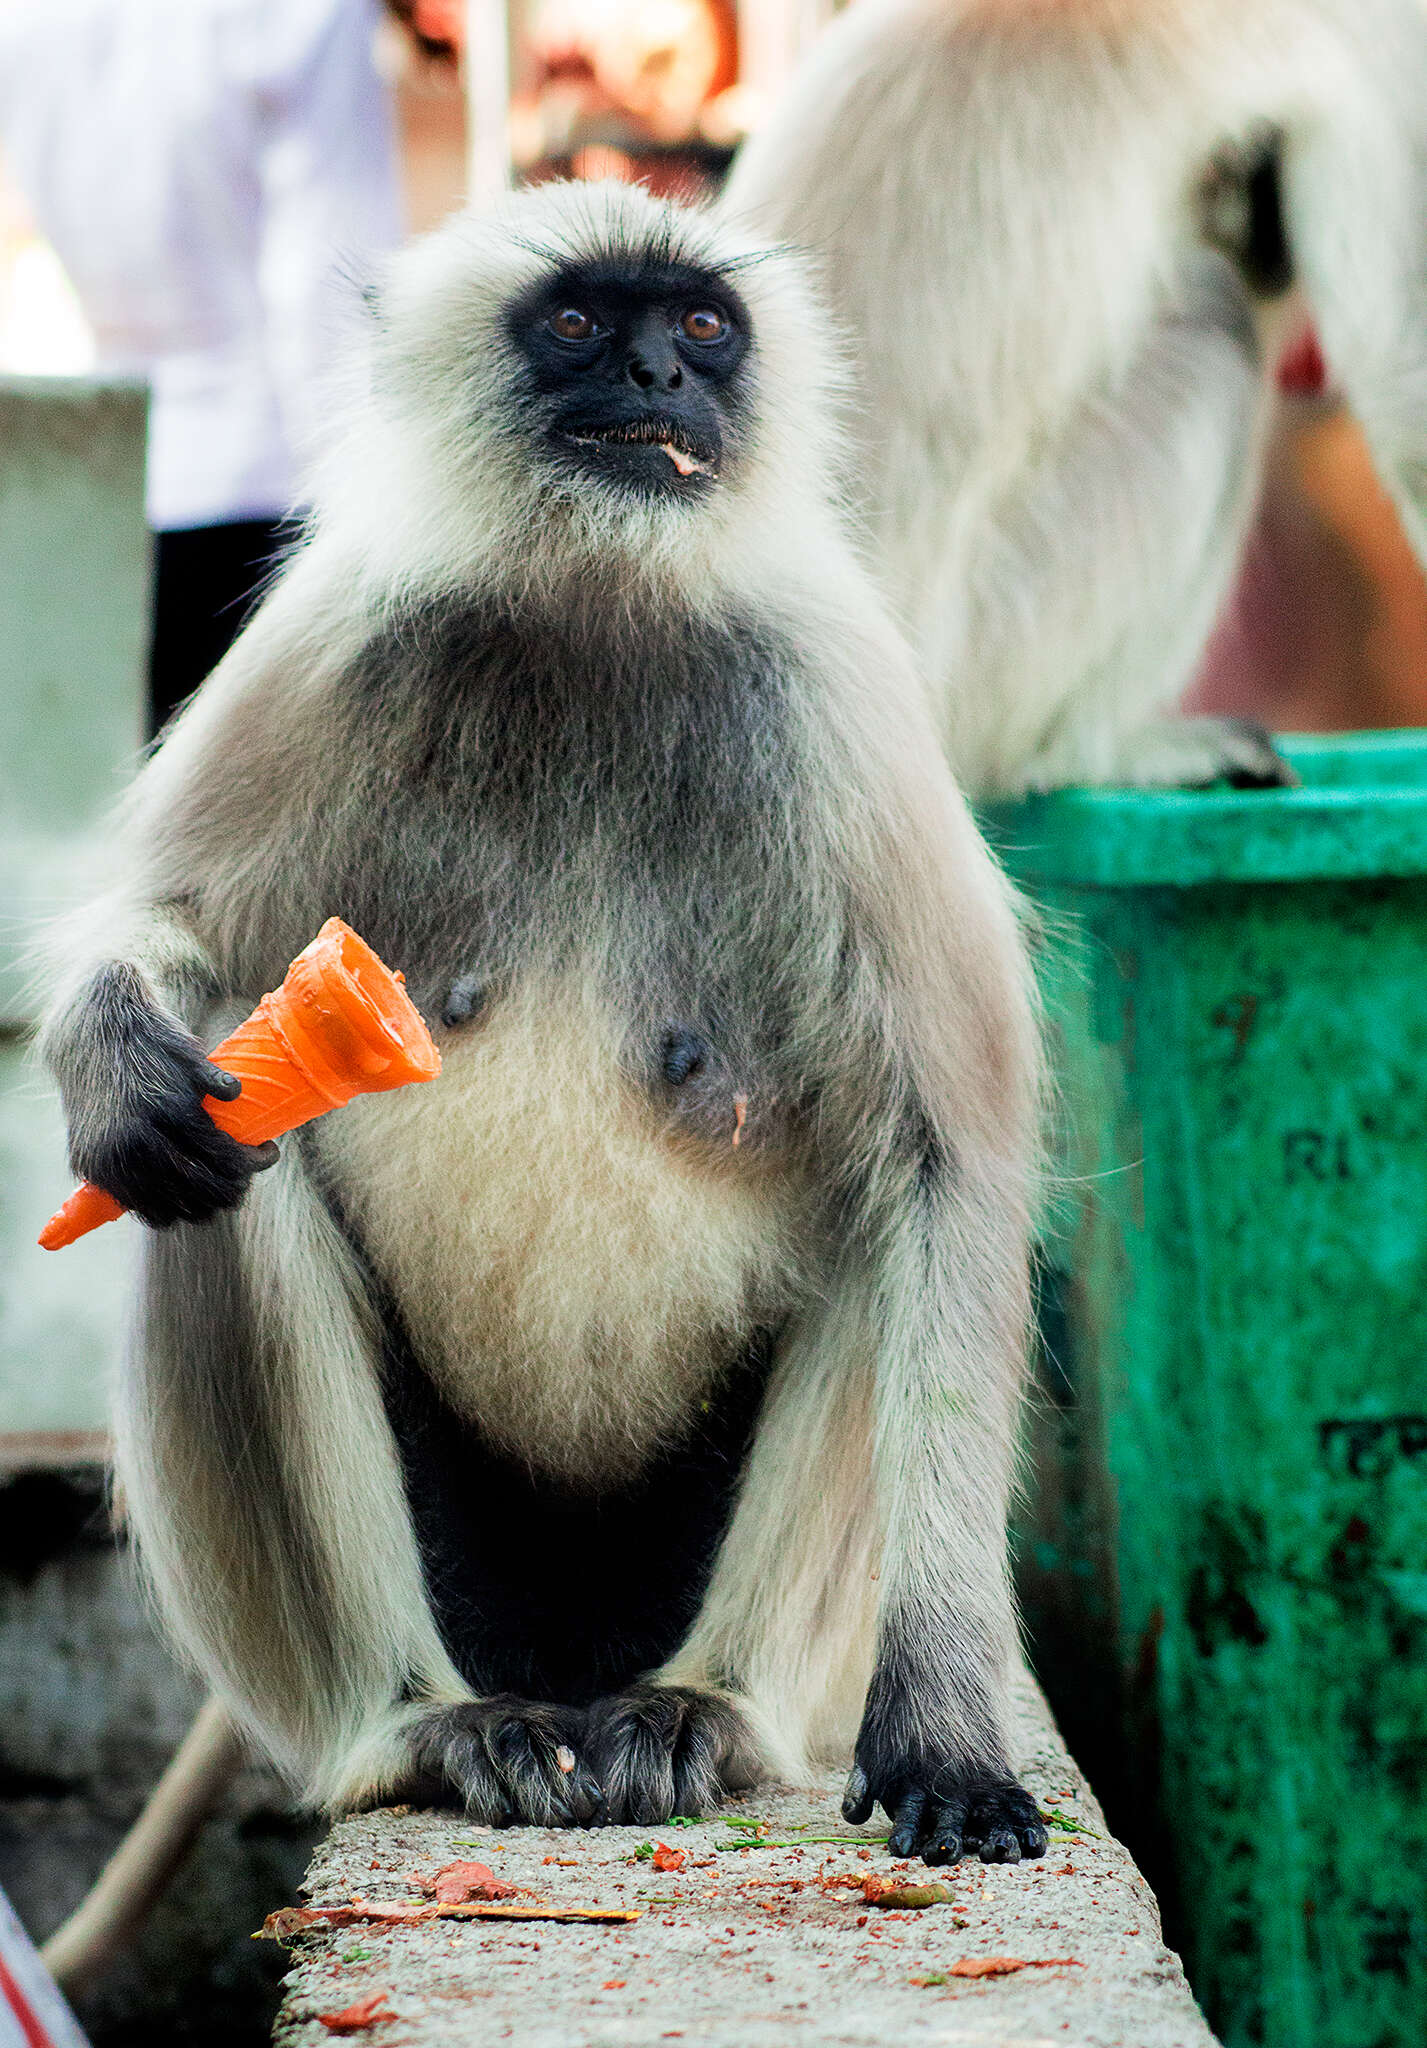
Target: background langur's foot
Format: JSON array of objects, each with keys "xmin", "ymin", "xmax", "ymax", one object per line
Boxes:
[
  {"xmin": 585, "ymin": 1685, "xmax": 757, "ymax": 1824},
  {"xmin": 403, "ymin": 1698, "xmax": 602, "ymax": 1825},
  {"xmin": 843, "ymin": 1760, "xmax": 1048, "ymax": 1867},
  {"xmin": 1020, "ymin": 716, "xmax": 1297, "ymax": 795}
]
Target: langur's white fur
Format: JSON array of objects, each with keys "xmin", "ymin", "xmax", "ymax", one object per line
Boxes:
[
  {"xmin": 723, "ymin": 0, "xmax": 1427, "ymax": 792},
  {"xmin": 41, "ymin": 182, "xmax": 1042, "ymax": 1831}
]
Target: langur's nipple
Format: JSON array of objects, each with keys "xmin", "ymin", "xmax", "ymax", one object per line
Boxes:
[
  {"xmin": 662, "ymin": 1026, "xmax": 709, "ymax": 1085},
  {"xmin": 442, "ymin": 975, "xmax": 488, "ymax": 1030}
]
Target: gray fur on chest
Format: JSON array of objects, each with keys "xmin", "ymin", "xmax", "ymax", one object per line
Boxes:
[{"xmin": 291, "ymin": 590, "xmax": 843, "ymax": 1111}]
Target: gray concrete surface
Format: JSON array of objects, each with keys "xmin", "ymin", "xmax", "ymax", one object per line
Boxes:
[{"xmin": 271, "ymin": 1669, "xmax": 1218, "ymax": 2047}]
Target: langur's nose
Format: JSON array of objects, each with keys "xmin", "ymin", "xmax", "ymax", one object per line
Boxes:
[{"xmin": 625, "ymin": 345, "xmax": 683, "ymax": 393}]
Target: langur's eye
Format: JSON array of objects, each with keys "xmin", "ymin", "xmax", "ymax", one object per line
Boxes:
[
  {"xmin": 679, "ymin": 307, "xmax": 727, "ymax": 344},
  {"xmin": 549, "ymin": 306, "xmax": 598, "ymax": 342}
]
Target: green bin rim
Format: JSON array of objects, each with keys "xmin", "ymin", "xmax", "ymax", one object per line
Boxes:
[{"xmin": 978, "ymin": 730, "xmax": 1427, "ymax": 888}]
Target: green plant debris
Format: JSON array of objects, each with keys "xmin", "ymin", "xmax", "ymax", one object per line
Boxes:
[
  {"xmin": 1042, "ymin": 1809, "xmax": 1103, "ymax": 1838},
  {"xmin": 630, "ymin": 1841, "xmax": 655, "ymax": 1862},
  {"xmin": 340, "ymin": 1947, "xmax": 373, "ymax": 1963},
  {"xmin": 911, "ymin": 1973, "xmax": 948, "ymax": 1987},
  {"xmin": 716, "ymin": 1831, "xmax": 891, "ymax": 1851},
  {"xmin": 668, "ymin": 1816, "xmax": 698, "ymax": 1828}
]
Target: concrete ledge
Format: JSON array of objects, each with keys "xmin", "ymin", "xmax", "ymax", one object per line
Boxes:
[{"xmin": 271, "ymin": 1671, "xmax": 1217, "ymax": 2047}]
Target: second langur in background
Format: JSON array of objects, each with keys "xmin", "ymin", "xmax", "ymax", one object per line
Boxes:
[
  {"xmin": 724, "ymin": 0, "xmax": 1427, "ymax": 794},
  {"xmin": 41, "ymin": 183, "xmax": 1048, "ymax": 1866}
]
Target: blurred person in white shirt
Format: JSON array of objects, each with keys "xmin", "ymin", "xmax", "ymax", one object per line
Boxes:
[{"xmin": 0, "ymin": 0, "xmax": 404, "ymax": 730}]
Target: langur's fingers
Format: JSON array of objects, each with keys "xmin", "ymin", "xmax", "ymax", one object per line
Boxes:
[
  {"xmin": 921, "ymin": 1795, "xmax": 970, "ymax": 1865},
  {"xmin": 886, "ymin": 1787, "xmax": 928, "ymax": 1858},
  {"xmin": 974, "ymin": 1824, "xmax": 1022, "ymax": 1864},
  {"xmin": 841, "ymin": 1764, "xmax": 873, "ymax": 1825},
  {"xmin": 198, "ymin": 1062, "xmax": 243, "ymax": 1101},
  {"xmin": 247, "ymin": 1141, "xmax": 281, "ymax": 1172}
]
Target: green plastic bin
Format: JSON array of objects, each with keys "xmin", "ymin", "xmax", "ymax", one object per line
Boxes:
[{"xmin": 984, "ymin": 732, "xmax": 1427, "ymax": 2048}]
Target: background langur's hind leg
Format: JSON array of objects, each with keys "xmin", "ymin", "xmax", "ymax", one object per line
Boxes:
[{"xmin": 956, "ymin": 260, "xmax": 1287, "ymax": 796}]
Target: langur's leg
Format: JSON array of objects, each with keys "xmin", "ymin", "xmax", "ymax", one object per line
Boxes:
[
  {"xmin": 641, "ymin": 1298, "xmax": 885, "ymax": 1815},
  {"xmin": 377, "ymin": 1304, "xmax": 780, "ymax": 1823},
  {"xmin": 126, "ymin": 1152, "xmax": 472, "ymax": 1810},
  {"xmin": 967, "ymin": 257, "xmax": 1288, "ymax": 795}
]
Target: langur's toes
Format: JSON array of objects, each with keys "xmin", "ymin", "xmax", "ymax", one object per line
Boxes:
[
  {"xmin": 407, "ymin": 1698, "xmax": 598, "ymax": 1826},
  {"xmin": 1217, "ymin": 719, "xmax": 1299, "ymax": 790},
  {"xmin": 587, "ymin": 1685, "xmax": 754, "ymax": 1824},
  {"xmin": 886, "ymin": 1788, "xmax": 929, "ymax": 1858},
  {"xmin": 920, "ymin": 1804, "xmax": 968, "ymax": 1864},
  {"xmin": 975, "ymin": 1825, "xmax": 1022, "ymax": 1864}
]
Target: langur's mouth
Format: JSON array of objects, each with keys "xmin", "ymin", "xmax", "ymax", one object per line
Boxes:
[{"xmin": 557, "ymin": 420, "xmax": 720, "ymax": 481}]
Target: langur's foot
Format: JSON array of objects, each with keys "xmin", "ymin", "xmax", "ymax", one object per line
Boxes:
[
  {"xmin": 585, "ymin": 1684, "xmax": 759, "ymax": 1823},
  {"xmin": 1150, "ymin": 716, "xmax": 1297, "ymax": 790},
  {"xmin": 1020, "ymin": 715, "xmax": 1298, "ymax": 793},
  {"xmin": 843, "ymin": 1758, "xmax": 1048, "ymax": 1867},
  {"xmin": 404, "ymin": 1697, "xmax": 602, "ymax": 1825}
]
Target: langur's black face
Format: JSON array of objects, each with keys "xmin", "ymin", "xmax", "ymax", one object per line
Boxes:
[{"xmin": 509, "ymin": 256, "xmax": 752, "ymax": 498}]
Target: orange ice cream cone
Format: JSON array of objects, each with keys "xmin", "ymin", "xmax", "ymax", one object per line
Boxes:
[{"xmin": 40, "ymin": 919, "xmax": 440, "ymax": 1250}]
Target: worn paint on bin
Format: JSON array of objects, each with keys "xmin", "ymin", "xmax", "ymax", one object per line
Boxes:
[{"xmin": 985, "ymin": 731, "xmax": 1427, "ymax": 2048}]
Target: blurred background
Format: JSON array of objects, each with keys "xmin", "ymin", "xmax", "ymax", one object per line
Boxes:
[{"xmin": 1, "ymin": 4, "xmax": 1425, "ymax": 2044}]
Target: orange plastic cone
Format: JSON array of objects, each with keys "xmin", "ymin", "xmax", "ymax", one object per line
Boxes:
[{"xmin": 40, "ymin": 919, "xmax": 441, "ymax": 1250}]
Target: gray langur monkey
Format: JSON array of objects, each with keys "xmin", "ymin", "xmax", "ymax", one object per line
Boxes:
[
  {"xmin": 40, "ymin": 181, "xmax": 1048, "ymax": 1866},
  {"xmin": 723, "ymin": 0, "xmax": 1427, "ymax": 794}
]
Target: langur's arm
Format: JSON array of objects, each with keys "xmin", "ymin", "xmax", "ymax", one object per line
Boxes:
[
  {"xmin": 667, "ymin": 733, "xmax": 1047, "ymax": 1858},
  {"xmin": 821, "ymin": 761, "xmax": 1046, "ymax": 1860},
  {"xmin": 38, "ymin": 553, "xmax": 363, "ymax": 1225},
  {"xmin": 836, "ymin": 1142, "xmax": 1045, "ymax": 1863},
  {"xmin": 661, "ymin": 1130, "xmax": 1045, "ymax": 1861},
  {"xmin": 1281, "ymin": 2, "xmax": 1427, "ymax": 566},
  {"xmin": 39, "ymin": 894, "xmax": 279, "ymax": 1226}
]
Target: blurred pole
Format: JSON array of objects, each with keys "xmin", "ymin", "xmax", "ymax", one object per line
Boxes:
[{"xmin": 464, "ymin": 0, "xmax": 511, "ymax": 197}]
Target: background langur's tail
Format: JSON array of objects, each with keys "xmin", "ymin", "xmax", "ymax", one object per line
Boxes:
[
  {"xmin": 1279, "ymin": 2, "xmax": 1427, "ymax": 572},
  {"xmin": 120, "ymin": 1146, "xmax": 467, "ymax": 1805}
]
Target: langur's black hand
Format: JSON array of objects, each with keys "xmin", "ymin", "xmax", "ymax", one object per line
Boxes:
[
  {"xmin": 843, "ymin": 1750, "xmax": 1047, "ymax": 1866},
  {"xmin": 61, "ymin": 963, "xmax": 278, "ymax": 1228}
]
